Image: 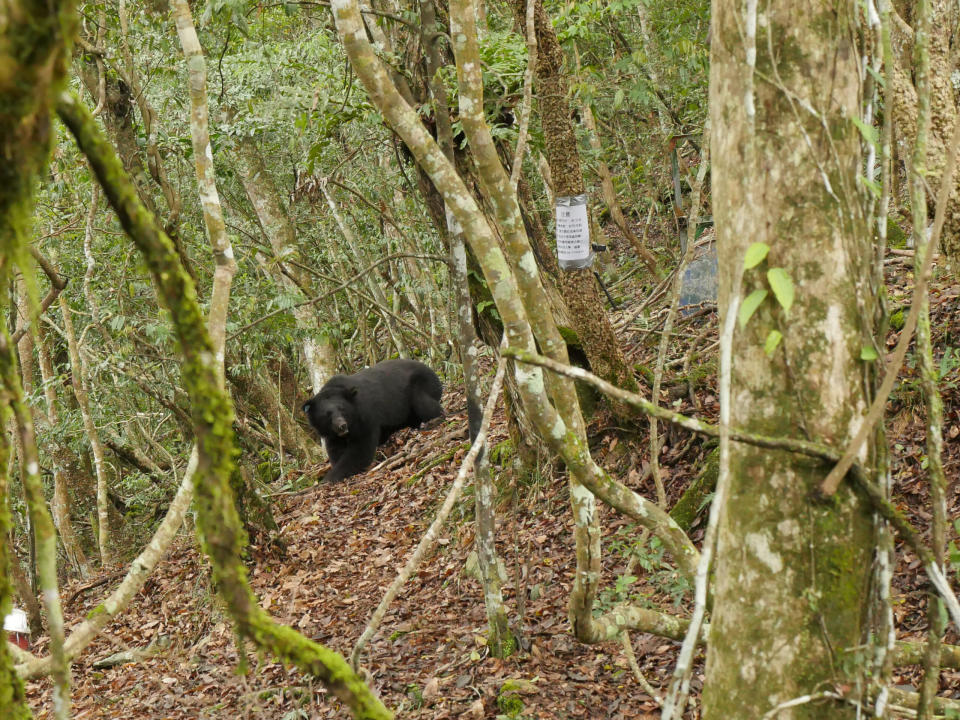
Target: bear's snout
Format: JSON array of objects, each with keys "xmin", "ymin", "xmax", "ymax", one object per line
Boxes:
[{"xmin": 302, "ymin": 359, "xmax": 443, "ymax": 483}]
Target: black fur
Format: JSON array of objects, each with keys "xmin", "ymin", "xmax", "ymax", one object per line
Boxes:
[{"xmin": 302, "ymin": 359, "xmax": 443, "ymax": 483}]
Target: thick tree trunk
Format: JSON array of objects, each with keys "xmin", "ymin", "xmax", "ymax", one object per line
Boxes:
[
  {"xmin": 889, "ymin": 2, "xmax": 960, "ymax": 258},
  {"xmin": 514, "ymin": 0, "xmax": 640, "ymax": 417},
  {"xmin": 704, "ymin": 1, "xmax": 879, "ymax": 717},
  {"xmin": 422, "ymin": 0, "xmax": 512, "ymax": 654}
]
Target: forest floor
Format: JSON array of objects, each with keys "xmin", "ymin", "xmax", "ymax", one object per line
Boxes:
[{"xmin": 23, "ymin": 247, "xmax": 960, "ymax": 719}]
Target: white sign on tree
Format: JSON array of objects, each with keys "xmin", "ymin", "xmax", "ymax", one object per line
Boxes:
[{"xmin": 555, "ymin": 194, "xmax": 592, "ymax": 269}]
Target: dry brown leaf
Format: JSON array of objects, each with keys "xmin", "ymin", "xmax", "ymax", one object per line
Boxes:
[{"xmin": 423, "ymin": 676, "xmax": 440, "ymax": 701}]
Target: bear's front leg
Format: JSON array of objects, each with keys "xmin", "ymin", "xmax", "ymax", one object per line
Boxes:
[{"xmin": 322, "ymin": 432, "xmax": 379, "ymax": 483}]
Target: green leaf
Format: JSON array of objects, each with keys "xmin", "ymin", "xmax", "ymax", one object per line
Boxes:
[
  {"xmin": 614, "ymin": 89, "xmax": 625, "ymax": 108},
  {"xmin": 743, "ymin": 242, "xmax": 770, "ymax": 270},
  {"xmin": 764, "ymin": 329, "xmax": 783, "ymax": 356},
  {"xmin": 866, "ymin": 64, "xmax": 885, "ymax": 88},
  {"xmin": 949, "ymin": 540, "xmax": 960, "ymax": 567},
  {"xmin": 767, "ymin": 267, "xmax": 794, "ymax": 313},
  {"xmin": 738, "ymin": 289, "xmax": 768, "ymax": 329},
  {"xmin": 860, "ymin": 175, "xmax": 882, "ymax": 199},
  {"xmin": 851, "ymin": 115, "xmax": 879, "ymax": 150},
  {"xmin": 860, "ymin": 345, "xmax": 879, "ymax": 361},
  {"xmin": 232, "ymin": 9, "xmax": 250, "ymax": 36}
]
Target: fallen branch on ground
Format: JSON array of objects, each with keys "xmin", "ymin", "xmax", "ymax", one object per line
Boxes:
[{"xmin": 503, "ymin": 345, "xmax": 960, "ymax": 635}]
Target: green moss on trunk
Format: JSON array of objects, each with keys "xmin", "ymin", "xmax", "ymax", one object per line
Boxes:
[
  {"xmin": 0, "ymin": 326, "xmax": 32, "ymax": 720},
  {"xmin": 704, "ymin": 0, "xmax": 878, "ymax": 716},
  {"xmin": 669, "ymin": 446, "xmax": 718, "ymax": 531},
  {"xmin": 58, "ymin": 93, "xmax": 391, "ymax": 720}
]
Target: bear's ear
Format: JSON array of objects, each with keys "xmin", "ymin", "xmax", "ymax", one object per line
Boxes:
[{"xmin": 346, "ymin": 387, "xmax": 359, "ymax": 399}]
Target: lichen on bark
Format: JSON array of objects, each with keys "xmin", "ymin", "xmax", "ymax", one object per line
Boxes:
[
  {"xmin": 0, "ymin": 0, "xmax": 80, "ymax": 713},
  {"xmin": 0, "ymin": 326, "xmax": 32, "ymax": 720},
  {"xmin": 703, "ymin": 0, "xmax": 880, "ymax": 716},
  {"xmin": 57, "ymin": 92, "xmax": 391, "ymax": 720}
]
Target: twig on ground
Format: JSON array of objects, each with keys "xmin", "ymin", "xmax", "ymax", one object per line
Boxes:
[{"xmin": 350, "ymin": 358, "xmax": 507, "ymax": 669}]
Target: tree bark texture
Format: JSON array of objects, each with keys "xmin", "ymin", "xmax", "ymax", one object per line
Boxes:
[
  {"xmin": 0, "ymin": 354, "xmax": 31, "ymax": 719},
  {"xmin": 422, "ymin": 0, "xmax": 512, "ymax": 656},
  {"xmin": 704, "ymin": 1, "xmax": 879, "ymax": 717},
  {"xmin": 889, "ymin": 2, "xmax": 960, "ymax": 258},
  {"xmin": 513, "ymin": 0, "xmax": 640, "ymax": 412},
  {"xmin": 58, "ymin": 91, "xmax": 391, "ymax": 719},
  {"xmin": 0, "ymin": 0, "xmax": 78, "ymax": 711}
]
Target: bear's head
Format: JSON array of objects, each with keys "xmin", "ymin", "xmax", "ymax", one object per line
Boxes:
[{"xmin": 302, "ymin": 385, "xmax": 359, "ymax": 438}]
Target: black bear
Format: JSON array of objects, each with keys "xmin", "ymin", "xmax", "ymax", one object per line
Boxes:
[{"xmin": 301, "ymin": 359, "xmax": 444, "ymax": 483}]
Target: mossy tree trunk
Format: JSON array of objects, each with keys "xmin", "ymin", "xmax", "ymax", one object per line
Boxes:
[
  {"xmin": 703, "ymin": 0, "xmax": 879, "ymax": 716},
  {"xmin": 0, "ymin": 342, "xmax": 31, "ymax": 720},
  {"xmin": 512, "ymin": 0, "xmax": 640, "ymax": 420},
  {"xmin": 422, "ymin": 0, "xmax": 512, "ymax": 657},
  {"xmin": 0, "ymin": 0, "xmax": 79, "ymax": 713},
  {"xmin": 58, "ymin": 90, "xmax": 392, "ymax": 719}
]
